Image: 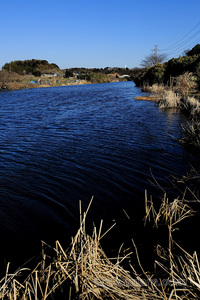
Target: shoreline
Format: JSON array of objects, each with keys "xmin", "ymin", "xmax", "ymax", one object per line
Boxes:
[
  {"xmin": 134, "ymin": 95, "xmax": 160, "ymax": 101},
  {"xmin": 0, "ymin": 74, "xmax": 126, "ymax": 92},
  {"xmin": 0, "ymin": 79, "xmax": 91, "ymax": 91},
  {"xmin": 0, "ymin": 80, "xmax": 200, "ymax": 299}
]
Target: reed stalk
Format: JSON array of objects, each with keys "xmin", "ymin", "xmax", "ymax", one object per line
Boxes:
[{"xmin": 0, "ymin": 194, "xmax": 199, "ymax": 299}]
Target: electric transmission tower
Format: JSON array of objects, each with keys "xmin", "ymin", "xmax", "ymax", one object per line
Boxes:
[{"xmin": 152, "ymin": 45, "xmax": 159, "ymax": 63}]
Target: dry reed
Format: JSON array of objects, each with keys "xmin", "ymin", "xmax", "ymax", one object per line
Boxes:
[
  {"xmin": 144, "ymin": 190, "xmax": 195, "ymax": 228},
  {"xmin": 0, "ymin": 193, "xmax": 199, "ymax": 300},
  {"xmin": 144, "ymin": 190, "xmax": 200, "ymax": 299},
  {"xmin": 0, "ymin": 198, "xmax": 166, "ymax": 300},
  {"xmin": 158, "ymin": 90, "xmax": 181, "ymax": 108},
  {"xmin": 183, "ymin": 97, "xmax": 200, "ymax": 117},
  {"xmin": 148, "ymin": 84, "xmax": 166, "ymax": 97},
  {"xmin": 180, "ymin": 119, "xmax": 200, "ymax": 148}
]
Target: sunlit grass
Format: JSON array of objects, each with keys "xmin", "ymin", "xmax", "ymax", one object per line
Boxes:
[{"xmin": 0, "ymin": 192, "xmax": 200, "ymax": 299}]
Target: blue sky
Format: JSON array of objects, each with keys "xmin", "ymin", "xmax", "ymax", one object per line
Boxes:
[{"xmin": 1, "ymin": 0, "xmax": 200, "ymax": 69}]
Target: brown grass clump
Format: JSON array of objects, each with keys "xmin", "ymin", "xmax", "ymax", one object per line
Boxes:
[
  {"xmin": 158, "ymin": 90, "xmax": 181, "ymax": 108},
  {"xmin": 144, "ymin": 190, "xmax": 195, "ymax": 228},
  {"xmin": 174, "ymin": 72, "xmax": 198, "ymax": 96},
  {"xmin": 183, "ymin": 96, "xmax": 200, "ymax": 117},
  {"xmin": 179, "ymin": 119, "xmax": 200, "ymax": 149},
  {"xmin": 0, "ymin": 198, "xmax": 166, "ymax": 300},
  {"xmin": 148, "ymin": 84, "xmax": 166, "ymax": 97},
  {"xmin": 144, "ymin": 190, "xmax": 200, "ymax": 299},
  {"xmin": 0, "ymin": 193, "xmax": 199, "ymax": 299}
]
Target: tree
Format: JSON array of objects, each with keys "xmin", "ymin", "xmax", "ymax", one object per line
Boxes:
[
  {"xmin": 140, "ymin": 47, "xmax": 167, "ymax": 68},
  {"xmin": 65, "ymin": 70, "xmax": 73, "ymax": 78},
  {"xmin": 185, "ymin": 44, "xmax": 200, "ymax": 57},
  {"xmin": 2, "ymin": 59, "xmax": 59, "ymax": 75}
]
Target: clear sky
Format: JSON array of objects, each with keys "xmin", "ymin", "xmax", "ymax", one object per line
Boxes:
[{"xmin": 1, "ymin": 0, "xmax": 200, "ymax": 69}]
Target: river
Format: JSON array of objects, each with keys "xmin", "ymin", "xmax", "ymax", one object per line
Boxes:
[{"xmin": 0, "ymin": 81, "xmax": 192, "ymax": 270}]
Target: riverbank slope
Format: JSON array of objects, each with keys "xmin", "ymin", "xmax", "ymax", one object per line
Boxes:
[{"xmin": 0, "ymin": 70, "xmax": 128, "ymax": 91}]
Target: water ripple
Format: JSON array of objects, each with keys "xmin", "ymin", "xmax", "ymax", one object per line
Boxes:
[{"xmin": 0, "ymin": 82, "xmax": 191, "ymax": 263}]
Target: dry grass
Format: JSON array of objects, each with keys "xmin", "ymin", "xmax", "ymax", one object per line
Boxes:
[
  {"xmin": 144, "ymin": 84, "xmax": 182, "ymax": 108},
  {"xmin": 155, "ymin": 243, "xmax": 200, "ymax": 299},
  {"xmin": 144, "ymin": 190, "xmax": 200, "ymax": 299},
  {"xmin": 144, "ymin": 190, "xmax": 195, "ymax": 228},
  {"xmin": 173, "ymin": 72, "xmax": 198, "ymax": 96},
  {"xmin": 158, "ymin": 90, "xmax": 181, "ymax": 108},
  {"xmin": 183, "ymin": 97, "xmax": 200, "ymax": 117},
  {"xmin": 0, "ymin": 194, "xmax": 199, "ymax": 300},
  {"xmin": 0, "ymin": 198, "xmax": 166, "ymax": 300},
  {"xmin": 180, "ymin": 119, "xmax": 200, "ymax": 149},
  {"xmin": 148, "ymin": 84, "xmax": 166, "ymax": 97}
]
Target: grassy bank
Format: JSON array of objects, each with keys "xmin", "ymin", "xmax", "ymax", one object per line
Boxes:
[
  {"xmin": 0, "ymin": 70, "xmax": 127, "ymax": 91},
  {"xmin": 1, "ymin": 192, "xmax": 200, "ymax": 300},
  {"xmin": 142, "ymin": 83, "xmax": 200, "ymax": 150}
]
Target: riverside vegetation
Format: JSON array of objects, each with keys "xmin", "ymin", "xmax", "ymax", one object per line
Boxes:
[
  {"xmin": 1, "ymin": 193, "xmax": 200, "ymax": 300},
  {"xmin": 132, "ymin": 44, "xmax": 200, "ymax": 150},
  {"xmin": 1, "ymin": 51, "xmax": 200, "ymax": 299},
  {"xmin": 0, "ymin": 60, "xmax": 132, "ymax": 90}
]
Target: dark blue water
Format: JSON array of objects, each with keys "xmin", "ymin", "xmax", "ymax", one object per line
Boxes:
[{"xmin": 0, "ymin": 81, "xmax": 191, "ymax": 267}]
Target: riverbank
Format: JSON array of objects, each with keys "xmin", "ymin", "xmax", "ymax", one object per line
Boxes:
[
  {"xmin": 0, "ymin": 70, "xmax": 126, "ymax": 91},
  {"xmin": 134, "ymin": 95, "xmax": 160, "ymax": 101},
  {"xmin": 0, "ymin": 80, "xmax": 199, "ymax": 299},
  {"xmin": 1, "ymin": 192, "xmax": 200, "ymax": 300},
  {"xmin": 135, "ymin": 84, "xmax": 200, "ymax": 151}
]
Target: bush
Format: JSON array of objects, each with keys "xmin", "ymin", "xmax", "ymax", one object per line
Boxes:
[
  {"xmin": 2, "ymin": 59, "xmax": 59, "ymax": 75},
  {"xmin": 77, "ymin": 73, "xmax": 91, "ymax": 81},
  {"xmin": 186, "ymin": 44, "xmax": 200, "ymax": 56},
  {"xmin": 133, "ymin": 44, "xmax": 200, "ymax": 89},
  {"xmin": 174, "ymin": 72, "xmax": 198, "ymax": 95},
  {"xmin": 65, "ymin": 70, "xmax": 73, "ymax": 78},
  {"xmin": 90, "ymin": 73, "xmax": 110, "ymax": 83},
  {"xmin": 32, "ymin": 70, "xmax": 41, "ymax": 77},
  {"xmin": 148, "ymin": 84, "xmax": 166, "ymax": 96}
]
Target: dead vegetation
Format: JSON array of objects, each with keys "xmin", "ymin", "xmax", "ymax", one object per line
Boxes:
[
  {"xmin": 0, "ymin": 70, "xmax": 39, "ymax": 90},
  {"xmin": 145, "ymin": 81, "xmax": 200, "ymax": 149},
  {"xmin": 147, "ymin": 84, "xmax": 166, "ymax": 98},
  {"xmin": 158, "ymin": 90, "xmax": 181, "ymax": 108},
  {"xmin": 144, "ymin": 190, "xmax": 195, "ymax": 228},
  {"xmin": 0, "ymin": 192, "xmax": 200, "ymax": 300},
  {"xmin": 179, "ymin": 119, "xmax": 200, "ymax": 149},
  {"xmin": 0, "ymin": 198, "xmax": 165, "ymax": 300}
]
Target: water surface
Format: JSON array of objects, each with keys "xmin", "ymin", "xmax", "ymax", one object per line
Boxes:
[{"xmin": 0, "ymin": 81, "xmax": 191, "ymax": 266}]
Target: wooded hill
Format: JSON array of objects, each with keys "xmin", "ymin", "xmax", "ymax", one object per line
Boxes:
[{"xmin": 2, "ymin": 59, "xmax": 59, "ymax": 76}]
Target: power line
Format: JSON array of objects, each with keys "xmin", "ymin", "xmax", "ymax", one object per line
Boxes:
[
  {"xmin": 165, "ymin": 35, "xmax": 200, "ymax": 56},
  {"xmin": 167, "ymin": 38, "xmax": 200, "ymax": 57},
  {"xmin": 160, "ymin": 21, "xmax": 200, "ymax": 51}
]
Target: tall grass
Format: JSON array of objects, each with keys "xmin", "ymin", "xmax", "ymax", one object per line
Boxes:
[
  {"xmin": 0, "ymin": 198, "xmax": 165, "ymax": 300},
  {"xmin": 0, "ymin": 193, "xmax": 200, "ymax": 299},
  {"xmin": 179, "ymin": 119, "xmax": 200, "ymax": 149},
  {"xmin": 158, "ymin": 90, "xmax": 181, "ymax": 108},
  {"xmin": 144, "ymin": 190, "xmax": 200, "ymax": 299},
  {"xmin": 144, "ymin": 190, "xmax": 195, "ymax": 228},
  {"xmin": 183, "ymin": 96, "xmax": 200, "ymax": 118},
  {"xmin": 148, "ymin": 84, "xmax": 166, "ymax": 97},
  {"xmin": 147, "ymin": 84, "xmax": 200, "ymax": 149}
]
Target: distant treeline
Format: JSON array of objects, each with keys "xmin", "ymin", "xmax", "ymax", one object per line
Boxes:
[
  {"xmin": 2, "ymin": 59, "xmax": 138, "ymax": 80},
  {"xmin": 132, "ymin": 44, "xmax": 200, "ymax": 88},
  {"xmin": 2, "ymin": 59, "xmax": 59, "ymax": 76},
  {"xmin": 65, "ymin": 67, "xmax": 135, "ymax": 76},
  {"xmin": 64, "ymin": 67, "xmax": 135, "ymax": 83}
]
